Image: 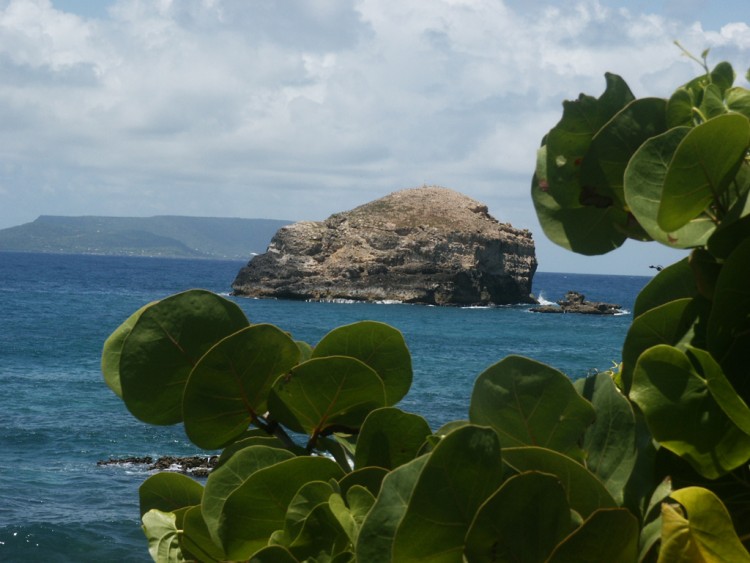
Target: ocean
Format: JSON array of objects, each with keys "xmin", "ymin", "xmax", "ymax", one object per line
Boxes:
[{"xmin": 0, "ymin": 252, "xmax": 650, "ymax": 562}]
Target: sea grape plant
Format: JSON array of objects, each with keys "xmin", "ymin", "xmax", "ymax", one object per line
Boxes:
[{"xmin": 103, "ymin": 55, "xmax": 750, "ymax": 562}]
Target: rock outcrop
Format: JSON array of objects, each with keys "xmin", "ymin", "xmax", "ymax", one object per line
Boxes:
[
  {"xmin": 529, "ymin": 291, "xmax": 623, "ymax": 315},
  {"xmin": 232, "ymin": 186, "xmax": 537, "ymax": 306}
]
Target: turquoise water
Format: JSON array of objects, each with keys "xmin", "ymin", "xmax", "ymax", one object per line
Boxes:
[{"xmin": 0, "ymin": 252, "xmax": 650, "ymax": 561}]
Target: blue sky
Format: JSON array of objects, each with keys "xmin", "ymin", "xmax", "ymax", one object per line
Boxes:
[{"xmin": 1, "ymin": 0, "xmax": 748, "ymax": 274}]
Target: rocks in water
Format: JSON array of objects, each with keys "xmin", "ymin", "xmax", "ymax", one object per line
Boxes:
[
  {"xmin": 232, "ymin": 186, "xmax": 537, "ymax": 306},
  {"xmin": 529, "ymin": 291, "xmax": 623, "ymax": 315},
  {"xmin": 98, "ymin": 455, "xmax": 218, "ymax": 477}
]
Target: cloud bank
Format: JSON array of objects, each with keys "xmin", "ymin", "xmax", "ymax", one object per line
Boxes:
[{"xmin": 1, "ymin": 0, "xmax": 748, "ymax": 272}]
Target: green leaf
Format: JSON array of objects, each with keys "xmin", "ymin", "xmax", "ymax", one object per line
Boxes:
[
  {"xmin": 182, "ymin": 324, "xmax": 300, "ymax": 449},
  {"xmin": 658, "ymin": 113, "xmax": 750, "ymax": 232},
  {"xmin": 630, "ymin": 345, "xmax": 750, "ymax": 478},
  {"xmin": 345, "ymin": 485, "xmax": 375, "ymax": 536},
  {"xmin": 700, "ymin": 83, "xmax": 728, "ymax": 119},
  {"xmin": 101, "ymin": 302, "xmax": 151, "ymax": 398},
  {"xmin": 282, "ymin": 481, "xmax": 338, "ymax": 545},
  {"xmin": 285, "ymin": 500, "xmax": 350, "ymax": 561},
  {"xmin": 659, "ymin": 487, "xmax": 750, "ymax": 563},
  {"xmin": 532, "ymin": 171, "xmax": 629, "ymax": 255},
  {"xmin": 312, "ymin": 321, "xmax": 412, "ymax": 405},
  {"xmin": 633, "ymin": 258, "xmax": 697, "ymax": 318},
  {"xmin": 693, "ymin": 347, "xmax": 750, "ymax": 436},
  {"xmin": 583, "ymin": 97, "xmax": 668, "ymax": 208},
  {"xmin": 181, "ymin": 506, "xmax": 225, "ymax": 563},
  {"xmin": 142, "ymin": 509, "xmax": 186, "ymax": 563},
  {"xmin": 621, "ymin": 298, "xmax": 703, "ymax": 393},
  {"xmin": 666, "ymin": 88, "xmax": 694, "ymax": 128},
  {"xmin": 202, "ymin": 445, "xmax": 296, "ymax": 550},
  {"xmin": 469, "ymin": 355, "xmax": 595, "ymax": 454},
  {"xmin": 392, "ymin": 425, "xmax": 504, "ymax": 563},
  {"xmin": 625, "ymin": 127, "xmax": 715, "ymax": 247},
  {"xmin": 574, "ymin": 373, "xmax": 637, "ymax": 504},
  {"xmin": 546, "ymin": 508, "xmax": 639, "ymax": 563},
  {"xmin": 727, "ymin": 86, "xmax": 750, "ymax": 119},
  {"xmin": 215, "ymin": 434, "xmax": 296, "ymax": 469},
  {"xmin": 268, "ymin": 356, "xmax": 386, "ymax": 437},
  {"xmin": 545, "ymin": 73, "xmax": 635, "ymax": 207},
  {"xmin": 355, "ymin": 455, "xmax": 429, "ymax": 563},
  {"xmin": 139, "ymin": 472, "xmax": 204, "ymax": 518},
  {"xmin": 354, "ymin": 407, "xmax": 431, "ymax": 470},
  {"xmin": 247, "ymin": 545, "xmax": 299, "ymax": 563},
  {"xmin": 338, "ymin": 466, "xmax": 388, "ymax": 499},
  {"xmin": 464, "ymin": 471, "xmax": 575, "ymax": 563},
  {"xmin": 119, "ymin": 289, "xmax": 249, "ymax": 425},
  {"xmin": 502, "ymin": 446, "xmax": 617, "ymax": 518},
  {"xmin": 707, "ymin": 237, "xmax": 750, "ymax": 396},
  {"xmin": 216, "ymin": 456, "xmax": 344, "ymax": 560}
]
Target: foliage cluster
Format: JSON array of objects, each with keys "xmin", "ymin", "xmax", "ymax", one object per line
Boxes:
[{"xmin": 103, "ymin": 56, "xmax": 750, "ymax": 562}]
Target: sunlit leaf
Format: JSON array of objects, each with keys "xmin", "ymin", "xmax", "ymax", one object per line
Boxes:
[
  {"xmin": 183, "ymin": 324, "xmax": 300, "ymax": 449},
  {"xmin": 312, "ymin": 321, "xmax": 412, "ymax": 405},
  {"xmin": 659, "ymin": 487, "xmax": 750, "ymax": 563},
  {"xmin": 658, "ymin": 114, "xmax": 750, "ymax": 232},
  {"xmin": 119, "ymin": 289, "xmax": 249, "ymax": 425},
  {"xmin": 268, "ymin": 356, "xmax": 386, "ymax": 437},
  {"xmin": 139, "ymin": 472, "xmax": 204, "ymax": 518},
  {"xmin": 625, "ymin": 127, "xmax": 714, "ymax": 247},
  {"xmin": 142, "ymin": 509, "xmax": 185, "ymax": 563},
  {"xmin": 469, "ymin": 355, "xmax": 595, "ymax": 454}
]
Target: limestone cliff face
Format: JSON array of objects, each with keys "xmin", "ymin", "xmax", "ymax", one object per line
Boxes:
[{"xmin": 232, "ymin": 186, "xmax": 537, "ymax": 305}]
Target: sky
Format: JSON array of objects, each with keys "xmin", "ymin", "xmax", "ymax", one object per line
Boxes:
[{"xmin": 0, "ymin": 0, "xmax": 748, "ymax": 274}]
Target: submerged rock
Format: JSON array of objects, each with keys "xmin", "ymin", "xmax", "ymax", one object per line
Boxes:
[
  {"xmin": 529, "ymin": 291, "xmax": 623, "ymax": 315},
  {"xmin": 232, "ymin": 186, "xmax": 537, "ymax": 306}
]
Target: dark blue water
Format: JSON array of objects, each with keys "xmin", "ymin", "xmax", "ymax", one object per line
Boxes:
[{"xmin": 0, "ymin": 252, "xmax": 649, "ymax": 561}]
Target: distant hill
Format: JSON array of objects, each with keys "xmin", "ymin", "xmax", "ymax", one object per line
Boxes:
[{"xmin": 0, "ymin": 215, "xmax": 293, "ymax": 260}]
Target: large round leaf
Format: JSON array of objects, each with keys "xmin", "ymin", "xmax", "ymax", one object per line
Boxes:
[
  {"xmin": 139, "ymin": 472, "xmax": 204, "ymax": 518},
  {"xmin": 502, "ymin": 446, "xmax": 617, "ymax": 518},
  {"xmin": 621, "ymin": 297, "xmax": 704, "ymax": 393},
  {"xmin": 544, "ymin": 73, "xmax": 635, "ymax": 208},
  {"xmin": 182, "ymin": 324, "xmax": 301, "ymax": 449},
  {"xmin": 464, "ymin": 471, "xmax": 575, "ymax": 563},
  {"xmin": 584, "ymin": 97, "xmax": 667, "ymax": 208},
  {"xmin": 574, "ymin": 373, "xmax": 637, "ymax": 505},
  {"xmin": 202, "ymin": 445, "xmax": 296, "ymax": 549},
  {"xmin": 660, "ymin": 487, "xmax": 750, "ymax": 563},
  {"xmin": 355, "ymin": 455, "xmax": 429, "ymax": 563},
  {"xmin": 216, "ymin": 456, "xmax": 344, "ymax": 560},
  {"xmin": 547, "ymin": 508, "xmax": 639, "ymax": 563},
  {"xmin": 142, "ymin": 509, "xmax": 184, "ymax": 563},
  {"xmin": 101, "ymin": 302, "xmax": 152, "ymax": 398},
  {"xmin": 391, "ymin": 425, "xmax": 504, "ymax": 562},
  {"xmin": 659, "ymin": 113, "xmax": 750, "ymax": 232},
  {"xmin": 625, "ymin": 127, "xmax": 715, "ymax": 247},
  {"xmin": 632, "ymin": 257, "xmax": 697, "ymax": 318},
  {"xmin": 119, "ymin": 289, "xmax": 249, "ymax": 425},
  {"xmin": 707, "ymin": 237, "xmax": 750, "ymax": 397},
  {"xmin": 469, "ymin": 355, "xmax": 595, "ymax": 454},
  {"xmin": 312, "ymin": 321, "xmax": 412, "ymax": 405},
  {"xmin": 532, "ymin": 171, "xmax": 629, "ymax": 255},
  {"xmin": 181, "ymin": 506, "xmax": 226, "ymax": 563},
  {"xmin": 268, "ymin": 356, "xmax": 386, "ymax": 437},
  {"xmin": 354, "ymin": 407, "xmax": 431, "ymax": 470},
  {"xmin": 630, "ymin": 344, "xmax": 750, "ymax": 478},
  {"xmin": 697, "ymin": 347, "xmax": 750, "ymax": 436}
]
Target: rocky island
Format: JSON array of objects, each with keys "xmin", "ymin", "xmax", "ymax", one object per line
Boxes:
[
  {"xmin": 529, "ymin": 291, "xmax": 624, "ymax": 315},
  {"xmin": 232, "ymin": 186, "xmax": 537, "ymax": 306}
]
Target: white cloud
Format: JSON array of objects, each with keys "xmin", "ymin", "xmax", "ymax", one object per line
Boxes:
[{"xmin": 0, "ymin": 0, "xmax": 748, "ymax": 273}]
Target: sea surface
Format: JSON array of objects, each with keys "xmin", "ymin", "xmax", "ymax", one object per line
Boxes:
[{"xmin": 0, "ymin": 252, "xmax": 651, "ymax": 562}]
